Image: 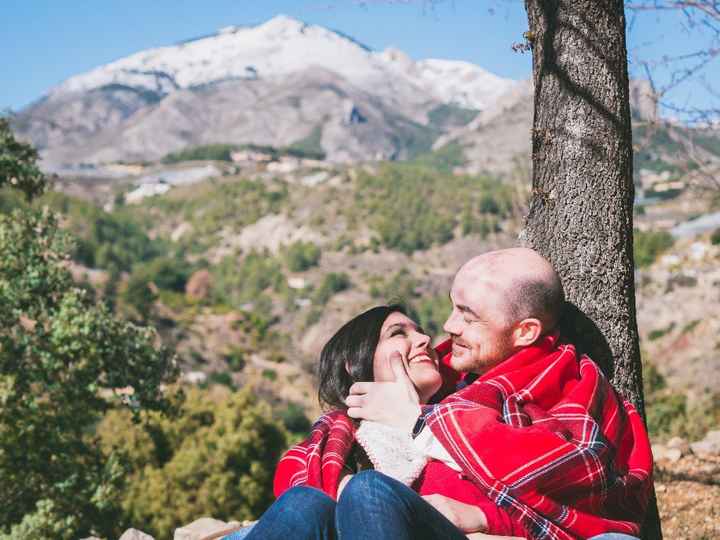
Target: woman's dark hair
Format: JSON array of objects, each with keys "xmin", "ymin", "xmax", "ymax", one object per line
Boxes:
[{"xmin": 318, "ymin": 304, "xmax": 406, "ymax": 410}]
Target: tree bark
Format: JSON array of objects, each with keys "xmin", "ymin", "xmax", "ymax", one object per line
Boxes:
[{"xmin": 521, "ymin": 1, "xmax": 662, "ymax": 537}]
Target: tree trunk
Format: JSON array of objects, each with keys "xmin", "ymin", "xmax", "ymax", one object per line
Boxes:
[{"xmin": 521, "ymin": 0, "xmax": 662, "ymax": 537}]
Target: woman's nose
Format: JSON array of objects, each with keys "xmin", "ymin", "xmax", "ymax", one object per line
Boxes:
[{"xmin": 413, "ymin": 331, "xmax": 430, "ymax": 349}]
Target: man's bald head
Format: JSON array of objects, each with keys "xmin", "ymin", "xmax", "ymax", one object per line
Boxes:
[{"xmin": 457, "ymin": 248, "xmax": 565, "ymax": 333}]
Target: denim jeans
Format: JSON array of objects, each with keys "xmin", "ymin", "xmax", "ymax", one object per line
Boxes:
[
  {"xmin": 236, "ymin": 470, "xmax": 467, "ymax": 540},
  {"xmin": 588, "ymin": 535, "xmax": 640, "ymax": 540},
  {"xmin": 228, "ymin": 471, "xmax": 641, "ymax": 540}
]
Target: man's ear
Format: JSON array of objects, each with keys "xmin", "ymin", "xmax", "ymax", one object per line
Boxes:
[{"xmin": 511, "ymin": 318, "xmax": 543, "ymax": 347}]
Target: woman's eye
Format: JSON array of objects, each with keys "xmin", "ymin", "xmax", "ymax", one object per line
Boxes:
[{"xmin": 391, "ymin": 329, "xmax": 406, "ymax": 337}]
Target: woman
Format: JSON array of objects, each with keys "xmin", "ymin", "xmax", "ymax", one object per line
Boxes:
[{"xmin": 227, "ymin": 305, "xmax": 525, "ymax": 540}]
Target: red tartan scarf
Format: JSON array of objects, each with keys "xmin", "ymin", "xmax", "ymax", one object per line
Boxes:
[{"xmin": 273, "ymin": 333, "xmax": 653, "ymax": 540}]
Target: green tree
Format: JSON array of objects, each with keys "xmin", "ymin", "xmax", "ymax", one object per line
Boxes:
[
  {"xmin": 98, "ymin": 387, "xmax": 289, "ymax": 540},
  {"xmin": 0, "ymin": 117, "xmax": 45, "ymax": 200},
  {"xmin": 0, "ymin": 118, "xmax": 179, "ymax": 539}
]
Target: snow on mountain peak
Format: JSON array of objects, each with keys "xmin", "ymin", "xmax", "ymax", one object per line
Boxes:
[{"xmin": 51, "ymin": 16, "xmax": 518, "ymax": 111}]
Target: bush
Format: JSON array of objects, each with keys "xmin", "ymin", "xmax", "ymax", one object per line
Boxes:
[
  {"xmin": 313, "ymin": 272, "xmax": 351, "ymax": 305},
  {"xmin": 711, "ymin": 227, "xmax": 720, "ymax": 245},
  {"xmin": 98, "ymin": 388, "xmax": 288, "ymax": 540},
  {"xmin": 225, "ymin": 348, "xmax": 246, "ymax": 372},
  {"xmin": 211, "ymin": 251, "xmax": 285, "ymax": 310},
  {"xmin": 648, "ymin": 322, "xmax": 675, "ymax": 341},
  {"xmin": 369, "ymin": 270, "xmax": 418, "ymax": 303},
  {"xmin": 413, "ymin": 294, "xmax": 452, "ymax": 337},
  {"xmin": 634, "ymin": 229, "xmax": 675, "ymax": 268},
  {"xmin": 642, "ymin": 357, "xmax": 720, "ymax": 442},
  {"xmin": 284, "ymin": 241, "xmax": 321, "ymax": 272},
  {"xmin": 278, "ymin": 403, "xmax": 312, "ymax": 434}
]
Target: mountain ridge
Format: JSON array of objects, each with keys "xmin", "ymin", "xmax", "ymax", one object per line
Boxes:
[{"xmin": 14, "ymin": 15, "xmax": 524, "ymax": 168}]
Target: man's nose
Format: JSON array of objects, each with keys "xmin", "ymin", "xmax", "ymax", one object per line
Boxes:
[{"xmin": 443, "ymin": 310, "xmax": 460, "ymax": 336}]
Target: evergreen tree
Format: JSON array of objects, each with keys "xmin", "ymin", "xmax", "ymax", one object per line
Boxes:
[{"xmin": 0, "ymin": 117, "xmax": 179, "ymax": 539}]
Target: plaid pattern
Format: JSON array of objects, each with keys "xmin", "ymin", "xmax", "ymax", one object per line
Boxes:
[
  {"xmin": 273, "ymin": 411, "xmax": 356, "ymax": 500},
  {"xmin": 273, "ymin": 334, "xmax": 653, "ymax": 539},
  {"xmin": 425, "ymin": 333, "xmax": 652, "ymax": 539}
]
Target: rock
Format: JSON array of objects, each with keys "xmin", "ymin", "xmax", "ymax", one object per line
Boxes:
[
  {"xmin": 690, "ymin": 430, "xmax": 720, "ymax": 457},
  {"xmin": 174, "ymin": 517, "xmax": 242, "ymax": 540},
  {"xmin": 119, "ymin": 529, "xmax": 155, "ymax": 540},
  {"xmin": 186, "ymin": 269, "xmax": 211, "ymax": 301},
  {"xmin": 666, "ymin": 436, "xmax": 690, "ymax": 456},
  {"xmin": 652, "ymin": 444, "xmax": 682, "ymax": 463}
]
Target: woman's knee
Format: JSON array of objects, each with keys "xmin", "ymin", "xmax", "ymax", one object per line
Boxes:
[
  {"xmin": 338, "ymin": 470, "xmax": 408, "ymax": 507},
  {"xmin": 278, "ymin": 485, "xmax": 336, "ymax": 513}
]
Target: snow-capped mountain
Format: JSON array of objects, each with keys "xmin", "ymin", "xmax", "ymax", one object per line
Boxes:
[
  {"xmin": 54, "ymin": 15, "xmax": 517, "ymax": 111},
  {"xmin": 15, "ymin": 15, "xmax": 523, "ymax": 167}
]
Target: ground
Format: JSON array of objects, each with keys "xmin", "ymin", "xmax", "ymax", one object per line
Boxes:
[{"xmin": 655, "ymin": 454, "xmax": 720, "ymax": 539}]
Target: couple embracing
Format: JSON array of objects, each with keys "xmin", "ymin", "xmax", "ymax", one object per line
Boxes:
[{"xmin": 231, "ymin": 248, "xmax": 653, "ymax": 540}]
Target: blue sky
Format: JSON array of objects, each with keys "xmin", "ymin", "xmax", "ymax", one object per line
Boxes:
[{"xmin": 2, "ymin": 0, "xmax": 717, "ymax": 117}]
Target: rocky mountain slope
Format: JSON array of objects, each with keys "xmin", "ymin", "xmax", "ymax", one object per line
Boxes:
[{"xmin": 13, "ymin": 15, "xmax": 519, "ymax": 169}]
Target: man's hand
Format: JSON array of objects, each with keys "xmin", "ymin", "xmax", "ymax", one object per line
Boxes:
[
  {"xmin": 423, "ymin": 494, "xmax": 488, "ymax": 533},
  {"xmin": 346, "ymin": 352, "xmax": 421, "ymax": 433}
]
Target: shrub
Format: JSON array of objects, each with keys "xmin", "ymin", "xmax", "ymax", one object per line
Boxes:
[
  {"xmin": 225, "ymin": 348, "xmax": 246, "ymax": 372},
  {"xmin": 313, "ymin": 272, "xmax": 351, "ymax": 305},
  {"xmin": 634, "ymin": 229, "xmax": 674, "ymax": 268},
  {"xmin": 711, "ymin": 227, "xmax": 720, "ymax": 245},
  {"xmin": 98, "ymin": 388, "xmax": 288, "ymax": 540},
  {"xmin": 648, "ymin": 322, "xmax": 675, "ymax": 341},
  {"xmin": 369, "ymin": 270, "xmax": 418, "ymax": 303},
  {"xmin": 211, "ymin": 251, "xmax": 285, "ymax": 310},
  {"xmin": 413, "ymin": 294, "xmax": 453, "ymax": 337},
  {"xmin": 278, "ymin": 403, "xmax": 312, "ymax": 434},
  {"xmin": 284, "ymin": 241, "xmax": 321, "ymax": 272}
]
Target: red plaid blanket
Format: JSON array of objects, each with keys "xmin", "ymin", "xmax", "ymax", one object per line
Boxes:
[{"xmin": 274, "ymin": 333, "xmax": 653, "ymax": 539}]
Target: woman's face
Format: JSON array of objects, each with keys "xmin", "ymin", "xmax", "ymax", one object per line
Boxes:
[{"xmin": 372, "ymin": 311, "xmax": 442, "ymax": 403}]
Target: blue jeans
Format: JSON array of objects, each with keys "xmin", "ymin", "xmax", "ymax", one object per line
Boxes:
[
  {"xmin": 238, "ymin": 470, "xmax": 467, "ymax": 540},
  {"xmin": 588, "ymin": 535, "xmax": 640, "ymax": 540}
]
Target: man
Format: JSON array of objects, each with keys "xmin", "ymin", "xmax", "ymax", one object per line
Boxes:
[{"xmin": 343, "ymin": 248, "xmax": 652, "ymax": 540}]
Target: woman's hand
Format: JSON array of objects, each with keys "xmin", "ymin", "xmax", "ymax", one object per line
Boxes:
[{"xmin": 422, "ymin": 494, "xmax": 488, "ymax": 534}]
